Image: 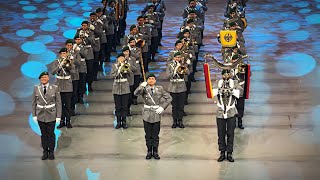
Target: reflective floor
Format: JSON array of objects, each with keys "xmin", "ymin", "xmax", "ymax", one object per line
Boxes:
[{"xmin": 1, "ymin": 0, "xmax": 320, "ymax": 179}]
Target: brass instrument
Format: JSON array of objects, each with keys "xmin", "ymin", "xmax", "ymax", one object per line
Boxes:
[
  {"xmin": 136, "ymin": 39, "xmax": 145, "ymax": 47},
  {"xmin": 177, "ymin": 64, "xmax": 188, "ymax": 74},
  {"xmin": 120, "ymin": 62, "xmax": 130, "ymax": 73},
  {"xmin": 62, "ymin": 58, "xmax": 72, "ymax": 68},
  {"xmin": 237, "ymin": 62, "xmax": 246, "ymax": 74}
]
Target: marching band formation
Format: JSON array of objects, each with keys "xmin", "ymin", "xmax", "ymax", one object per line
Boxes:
[{"xmin": 31, "ymin": 0, "xmax": 250, "ymax": 162}]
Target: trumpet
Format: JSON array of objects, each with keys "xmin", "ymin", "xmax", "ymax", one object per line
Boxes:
[
  {"xmin": 120, "ymin": 62, "xmax": 130, "ymax": 73},
  {"xmin": 237, "ymin": 62, "xmax": 246, "ymax": 74},
  {"xmin": 136, "ymin": 39, "xmax": 145, "ymax": 47},
  {"xmin": 61, "ymin": 58, "xmax": 72, "ymax": 68},
  {"xmin": 176, "ymin": 64, "xmax": 188, "ymax": 74}
]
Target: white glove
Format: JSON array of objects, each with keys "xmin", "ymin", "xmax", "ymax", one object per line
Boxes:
[
  {"xmin": 140, "ymin": 81, "xmax": 147, "ymax": 87},
  {"xmin": 70, "ymin": 55, "xmax": 74, "ymax": 60},
  {"xmin": 97, "ymin": 19, "xmax": 103, "ymax": 24},
  {"xmin": 189, "ymin": 53, "xmax": 193, "ymax": 58},
  {"xmin": 149, "ymin": 20, "xmax": 154, "ymax": 24},
  {"xmin": 186, "ymin": 59, "xmax": 191, "ymax": 65},
  {"xmin": 32, "ymin": 116, "xmax": 38, "ymax": 123},
  {"xmin": 56, "ymin": 118, "xmax": 61, "ymax": 123},
  {"xmin": 155, "ymin": 107, "xmax": 164, "ymax": 114},
  {"xmin": 89, "ymin": 24, "xmax": 95, "ymax": 30},
  {"xmin": 101, "ymin": 15, "xmax": 106, "ymax": 19}
]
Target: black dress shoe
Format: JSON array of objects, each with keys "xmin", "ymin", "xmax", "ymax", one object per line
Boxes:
[
  {"xmin": 57, "ymin": 122, "xmax": 65, "ymax": 129},
  {"xmin": 184, "ymin": 100, "xmax": 188, "ymax": 105},
  {"xmin": 66, "ymin": 122, "xmax": 73, "ymax": 128},
  {"xmin": 217, "ymin": 152, "xmax": 225, "ymax": 162},
  {"xmin": 88, "ymin": 86, "xmax": 93, "ymax": 92},
  {"xmin": 115, "ymin": 123, "xmax": 121, "ymax": 129},
  {"xmin": 178, "ymin": 120, "xmax": 185, "ymax": 128},
  {"xmin": 227, "ymin": 153, "xmax": 234, "ymax": 162},
  {"xmin": 238, "ymin": 123, "xmax": 244, "ymax": 129},
  {"xmin": 158, "ymin": 43, "xmax": 163, "ymax": 46},
  {"xmin": 122, "ymin": 119, "xmax": 128, "ymax": 129},
  {"xmin": 79, "ymin": 98, "xmax": 84, "ymax": 104},
  {"xmin": 153, "ymin": 153, "xmax": 160, "ymax": 160},
  {"xmin": 71, "ymin": 110, "xmax": 76, "ymax": 116},
  {"xmin": 41, "ymin": 151, "xmax": 48, "ymax": 160},
  {"xmin": 146, "ymin": 152, "xmax": 152, "ymax": 160},
  {"xmin": 48, "ymin": 151, "xmax": 55, "ymax": 160},
  {"xmin": 172, "ymin": 120, "xmax": 177, "ymax": 128},
  {"xmin": 127, "ymin": 112, "xmax": 132, "ymax": 116}
]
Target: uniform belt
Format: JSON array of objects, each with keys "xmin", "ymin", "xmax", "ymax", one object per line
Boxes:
[
  {"xmin": 85, "ymin": 45, "xmax": 92, "ymax": 48},
  {"xmin": 56, "ymin": 75, "xmax": 71, "ymax": 79},
  {"xmin": 80, "ymin": 58, "xmax": 86, "ymax": 62},
  {"xmin": 37, "ymin": 104, "xmax": 55, "ymax": 109},
  {"xmin": 94, "ymin": 38, "xmax": 100, "ymax": 40},
  {"xmin": 170, "ymin": 79, "xmax": 184, "ymax": 82},
  {"xmin": 144, "ymin": 105, "xmax": 160, "ymax": 109},
  {"xmin": 114, "ymin": 78, "xmax": 127, "ymax": 82}
]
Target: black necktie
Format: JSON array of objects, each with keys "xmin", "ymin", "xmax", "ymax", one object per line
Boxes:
[
  {"xmin": 151, "ymin": 88, "xmax": 154, "ymax": 95},
  {"xmin": 44, "ymin": 86, "xmax": 47, "ymax": 95}
]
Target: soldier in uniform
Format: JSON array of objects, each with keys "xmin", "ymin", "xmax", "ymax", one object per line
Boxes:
[
  {"xmin": 96, "ymin": 7, "xmax": 115, "ymax": 62},
  {"xmin": 223, "ymin": 9, "xmax": 245, "ymax": 32},
  {"xmin": 134, "ymin": 73, "xmax": 172, "ymax": 160},
  {"xmin": 182, "ymin": 0, "xmax": 204, "ymax": 23},
  {"xmin": 32, "ymin": 72, "xmax": 61, "ymax": 160},
  {"xmin": 65, "ymin": 39, "xmax": 81, "ymax": 116},
  {"xmin": 75, "ymin": 21, "xmax": 95, "ymax": 92},
  {"xmin": 90, "ymin": 12, "xmax": 107, "ymax": 72},
  {"xmin": 51, "ymin": 48, "xmax": 75, "ymax": 129},
  {"xmin": 122, "ymin": 46, "xmax": 139, "ymax": 116},
  {"xmin": 127, "ymin": 37, "xmax": 142, "ymax": 105},
  {"xmin": 111, "ymin": 53, "xmax": 132, "ymax": 129},
  {"xmin": 182, "ymin": 10, "xmax": 204, "ymax": 44},
  {"xmin": 232, "ymin": 55, "xmax": 246, "ymax": 129},
  {"xmin": 143, "ymin": 5, "xmax": 160, "ymax": 62},
  {"xmin": 136, "ymin": 16, "xmax": 152, "ymax": 72},
  {"xmin": 74, "ymin": 35, "xmax": 87, "ymax": 104},
  {"xmin": 212, "ymin": 69, "xmax": 241, "ymax": 162},
  {"xmin": 166, "ymin": 52, "xmax": 189, "ymax": 128},
  {"xmin": 167, "ymin": 40, "xmax": 183, "ymax": 63}
]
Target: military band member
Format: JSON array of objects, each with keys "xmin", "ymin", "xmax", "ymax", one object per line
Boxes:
[
  {"xmin": 136, "ymin": 16, "xmax": 152, "ymax": 72},
  {"xmin": 32, "ymin": 72, "xmax": 61, "ymax": 160},
  {"xmin": 122, "ymin": 46, "xmax": 138, "ymax": 116},
  {"xmin": 182, "ymin": 0, "xmax": 204, "ymax": 23},
  {"xmin": 111, "ymin": 53, "xmax": 132, "ymax": 129},
  {"xmin": 74, "ymin": 36, "xmax": 87, "ymax": 104},
  {"xmin": 75, "ymin": 21, "xmax": 95, "ymax": 92},
  {"xmin": 90, "ymin": 12, "xmax": 107, "ymax": 73},
  {"xmin": 127, "ymin": 37, "xmax": 142, "ymax": 105},
  {"xmin": 212, "ymin": 69, "xmax": 240, "ymax": 162},
  {"xmin": 65, "ymin": 39, "xmax": 81, "ymax": 116},
  {"xmin": 166, "ymin": 52, "xmax": 189, "ymax": 128},
  {"xmin": 106, "ymin": 0, "xmax": 120, "ymax": 50},
  {"xmin": 167, "ymin": 40, "xmax": 183, "ymax": 62},
  {"xmin": 180, "ymin": 29, "xmax": 197, "ymax": 81},
  {"xmin": 223, "ymin": 9, "xmax": 245, "ymax": 32},
  {"xmin": 134, "ymin": 73, "xmax": 172, "ymax": 160},
  {"xmin": 51, "ymin": 48, "xmax": 75, "ymax": 129},
  {"xmin": 232, "ymin": 55, "xmax": 246, "ymax": 129},
  {"xmin": 96, "ymin": 7, "xmax": 115, "ymax": 62},
  {"xmin": 143, "ymin": 5, "xmax": 160, "ymax": 62},
  {"xmin": 182, "ymin": 10, "xmax": 204, "ymax": 43},
  {"xmin": 143, "ymin": 0, "xmax": 166, "ymax": 46}
]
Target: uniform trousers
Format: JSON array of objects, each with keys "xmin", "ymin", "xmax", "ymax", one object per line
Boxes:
[
  {"xmin": 128, "ymin": 85, "xmax": 134, "ymax": 111},
  {"xmin": 142, "ymin": 52, "xmax": 149, "ymax": 72},
  {"xmin": 113, "ymin": 93, "xmax": 130, "ymax": 117},
  {"xmin": 78, "ymin": 73, "xmax": 86, "ymax": 99},
  {"xmin": 170, "ymin": 92, "xmax": 186, "ymax": 120},
  {"xmin": 236, "ymin": 97, "xmax": 245, "ymax": 118},
  {"xmin": 143, "ymin": 120, "xmax": 160, "ymax": 150},
  {"xmin": 217, "ymin": 116, "xmax": 236, "ymax": 153},
  {"xmin": 85, "ymin": 60, "xmax": 94, "ymax": 86},
  {"xmin": 71, "ymin": 80, "xmax": 79, "ymax": 111},
  {"xmin": 105, "ymin": 35, "xmax": 114, "ymax": 61},
  {"xmin": 60, "ymin": 92, "xmax": 73, "ymax": 120},
  {"xmin": 93, "ymin": 51, "xmax": 100, "ymax": 79},
  {"xmin": 38, "ymin": 121, "xmax": 56, "ymax": 151}
]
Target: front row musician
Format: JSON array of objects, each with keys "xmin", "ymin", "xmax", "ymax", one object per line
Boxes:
[
  {"xmin": 111, "ymin": 53, "xmax": 133, "ymax": 129},
  {"xmin": 32, "ymin": 72, "xmax": 61, "ymax": 160},
  {"xmin": 51, "ymin": 48, "xmax": 75, "ymax": 129},
  {"xmin": 213, "ymin": 69, "xmax": 241, "ymax": 162},
  {"xmin": 134, "ymin": 73, "xmax": 172, "ymax": 160},
  {"xmin": 166, "ymin": 52, "xmax": 189, "ymax": 128}
]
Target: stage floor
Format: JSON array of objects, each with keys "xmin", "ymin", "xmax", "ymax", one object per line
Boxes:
[{"xmin": 1, "ymin": 0, "xmax": 320, "ymax": 179}]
